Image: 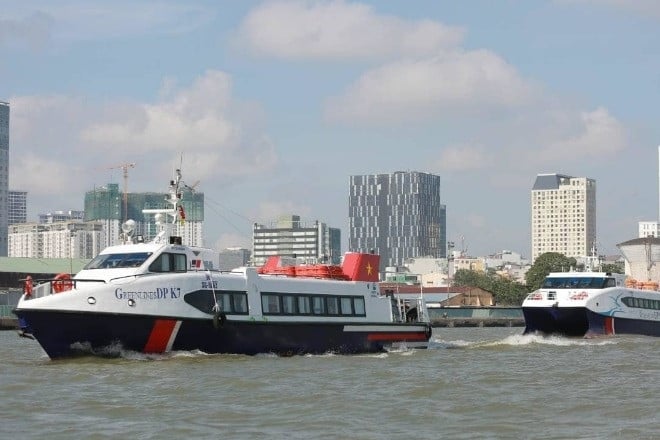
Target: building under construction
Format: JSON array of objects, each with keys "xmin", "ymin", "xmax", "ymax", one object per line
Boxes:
[{"xmin": 84, "ymin": 184, "xmax": 205, "ymax": 247}]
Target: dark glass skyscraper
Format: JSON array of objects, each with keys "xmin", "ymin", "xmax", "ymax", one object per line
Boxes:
[{"xmin": 349, "ymin": 171, "xmax": 445, "ymax": 274}]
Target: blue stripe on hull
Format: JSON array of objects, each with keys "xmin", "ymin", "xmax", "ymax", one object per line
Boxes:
[
  {"xmin": 522, "ymin": 306, "xmax": 588, "ymax": 337},
  {"xmin": 586, "ymin": 311, "xmax": 660, "ymax": 337},
  {"xmin": 14, "ymin": 310, "xmax": 429, "ymax": 359}
]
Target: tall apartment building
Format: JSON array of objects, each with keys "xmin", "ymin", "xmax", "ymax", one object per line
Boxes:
[
  {"xmin": 252, "ymin": 215, "xmax": 341, "ymax": 267},
  {"xmin": 8, "ymin": 190, "xmax": 27, "ymax": 225},
  {"xmin": 84, "ymin": 183, "xmax": 204, "ymax": 247},
  {"xmin": 0, "ymin": 101, "xmax": 9, "ymax": 256},
  {"xmin": 349, "ymin": 171, "xmax": 445, "ymax": 274},
  {"xmin": 531, "ymin": 173, "xmax": 596, "ymax": 261},
  {"xmin": 9, "ymin": 221, "xmax": 104, "ymax": 258}
]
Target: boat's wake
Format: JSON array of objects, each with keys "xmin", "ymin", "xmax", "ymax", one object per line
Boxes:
[{"xmin": 429, "ymin": 333, "xmax": 618, "ymax": 350}]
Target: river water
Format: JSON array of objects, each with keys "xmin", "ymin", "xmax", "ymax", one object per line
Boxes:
[{"xmin": 1, "ymin": 327, "xmax": 658, "ymax": 439}]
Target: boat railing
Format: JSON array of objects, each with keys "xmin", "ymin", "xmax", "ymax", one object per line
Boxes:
[
  {"xmin": 20, "ymin": 277, "xmax": 106, "ymax": 300},
  {"xmin": 392, "ymin": 296, "xmax": 430, "ymax": 323}
]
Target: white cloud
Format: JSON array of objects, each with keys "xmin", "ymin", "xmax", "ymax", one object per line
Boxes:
[
  {"xmin": 325, "ymin": 50, "xmax": 538, "ymax": 124},
  {"xmin": 80, "ymin": 70, "xmax": 277, "ymax": 181},
  {"xmin": 9, "ymin": 70, "xmax": 277, "ymax": 209},
  {"xmin": 255, "ymin": 201, "xmax": 312, "ymax": 224},
  {"xmin": 214, "ymin": 232, "xmax": 251, "ymax": 251},
  {"xmin": 236, "ymin": 0, "xmax": 464, "ymax": 60},
  {"xmin": 540, "ymin": 107, "xmax": 627, "ymax": 161}
]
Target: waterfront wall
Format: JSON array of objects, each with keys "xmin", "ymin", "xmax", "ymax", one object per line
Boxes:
[{"xmin": 428, "ymin": 306, "xmax": 524, "ymax": 327}]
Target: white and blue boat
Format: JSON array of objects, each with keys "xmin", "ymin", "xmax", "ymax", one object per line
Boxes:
[
  {"xmin": 522, "ymin": 270, "xmax": 660, "ymax": 337},
  {"xmin": 14, "ymin": 169, "xmax": 431, "ymax": 359}
]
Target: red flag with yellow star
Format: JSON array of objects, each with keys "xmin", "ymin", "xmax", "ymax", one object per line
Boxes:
[{"xmin": 341, "ymin": 252, "xmax": 380, "ymax": 282}]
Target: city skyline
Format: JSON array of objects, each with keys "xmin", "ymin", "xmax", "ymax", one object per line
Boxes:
[{"xmin": 2, "ymin": 1, "xmax": 659, "ymax": 258}]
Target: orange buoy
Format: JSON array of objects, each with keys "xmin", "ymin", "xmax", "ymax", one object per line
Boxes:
[{"xmin": 52, "ymin": 273, "xmax": 73, "ymax": 293}]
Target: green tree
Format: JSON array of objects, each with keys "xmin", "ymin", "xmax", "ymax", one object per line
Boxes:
[
  {"xmin": 525, "ymin": 252, "xmax": 578, "ymax": 291},
  {"xmin": 600, "ymin": 262, "xmax": 624, "ymax": 274},
  {"xmin": 453, "ymin": 269, "xmax": 530, "ymax": 305}
]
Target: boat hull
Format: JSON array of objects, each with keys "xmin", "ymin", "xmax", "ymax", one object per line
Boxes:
[
  {"xmin": 585, "ymin": 311, "xmax": 660, "ymax": 337},
  {"xmin": 522, "ymin": 306, "xmax": 588, "ymax": 337},
  {"xmin": 14, "ymin": 309, "xmax": 431, "ymax": 359}
]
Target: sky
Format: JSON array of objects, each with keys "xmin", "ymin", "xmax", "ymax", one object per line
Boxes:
[{"xmin": 1, "ymin": 0, "xmax": 659, "ymax": 259}]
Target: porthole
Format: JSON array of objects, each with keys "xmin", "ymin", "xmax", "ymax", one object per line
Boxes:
[
  {"xmin": 128, "ymin": 298, "xmax": 136, "ymax": 307},
  {"xmin": 87, "ymin": 297, "xmax": 96, "ymax": 305}
]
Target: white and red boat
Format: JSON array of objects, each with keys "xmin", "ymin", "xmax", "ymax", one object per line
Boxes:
[{"xmin": 13, "ymin": 170, "xmax": 431, "ymax": 359}]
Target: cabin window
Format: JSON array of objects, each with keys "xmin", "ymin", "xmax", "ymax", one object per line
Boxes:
[
  {"xmin": 262, "ymin": 294, "xmax": 281, "ymax": 314},
  {"xmin": 259, "ymin": 293, "xmax": 367, "ymax": 317},
  {"xmin": 84, "ymin": 252, "xmax": 152, "ymax": 269},
  {"xmin": 353, "ymin": 298, "xmax": 366, "ymax": 316},
  {"xmin": 298, "ymin": 296, "xmax": 311, "ymax": 314},
  {"xmin": 232, "ymin": 294, "xmax": 248, "ymax": 313},
  {"xmin": 218, "ymin": 293, "xmax": 231, "ymax": 312},
  {"xmin": 184, "ymin": 290, "xmax": 248, "ymax": 315},
  {"xmin": 312, "ymin": 296, "xmax": 326, "ymax": 315},
  {"xmin": 327, "ymin": 297, "xmax": 339, "ymax": 315},
  {"xmin": 282, "ymin": 295, "xmax": 297, "ymax": 314},
  {"xmin": 340, "ymin": 297, "xmax": 353, "ymax": 315},
  {"xmin": 149, "ymin": 253, "xmax": 187, "ymax": 273}
]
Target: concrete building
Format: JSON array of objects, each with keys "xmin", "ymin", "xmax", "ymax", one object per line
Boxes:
[
  {"xmin": 638, "ymin": 221, "xmax": 659, "ymax": 238},
  {"xmin": 219, "ymin": 247, "xmax": 251, "ymax": 271},
  {"xmin": 617, "ymin": 237, "xmax": 660, "ymax": 283},
  {"xmin": 9, "ymin": 221, "xmax": 104, "ymax": 259},
  {"xmin": 252, "ymin": 215, "xmax": 341, "ymax": 267},
  {"xmin": 39, "ymin": 210, "xmax": 84, "ymax": 224},
  {"xmin": 84, "ymin": 183, "xmax": 204, "ymax": 248},
  {"xmin": 349, "ymin": 171, "xmax": 445, "ymax": 275},
  {"xmin": 8, "ymin": 190, "xmax": 27, "ymax": 226},
  {"xmin": 0, "ymin": 101, "xmax": 9, "ymax": 256},
  {"xmin": 531, "ymin": 173, "xmax": 596, "ymax": 262}
]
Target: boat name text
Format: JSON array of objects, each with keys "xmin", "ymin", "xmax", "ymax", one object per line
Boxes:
[{"xmin": 114, "ymin": 287, "xmax": 181, "ymax": 300}]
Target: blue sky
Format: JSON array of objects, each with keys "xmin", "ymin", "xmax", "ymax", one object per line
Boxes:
[{"xmin": 1, "ymin": 0, "xmax": 659, "ymax": 258}]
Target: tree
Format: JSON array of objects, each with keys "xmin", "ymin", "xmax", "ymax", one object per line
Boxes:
[
  {"xmin": 525, "ymin": 252, "xmax": 578, "ymax": 291},
  {"xmin": 453, "ymin": 269, "xmax": 530, "ymax": 305},
  {"xmin": 600, "ymin": 262, "xmax": 624, "ymax": 274}
]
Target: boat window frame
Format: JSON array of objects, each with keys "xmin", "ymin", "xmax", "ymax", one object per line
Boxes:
[
  {"xmin": 149, "ymin": 252, "xmax": 187, "ymax": 273},
  {"xmin": 84, "ymin": 252, "xmax": 153, "ymax": 269},
  {"xmin": 260, "ymin": 292, "xmax": 367, "ymax": 318}
]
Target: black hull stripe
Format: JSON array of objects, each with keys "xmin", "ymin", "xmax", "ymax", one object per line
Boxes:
[{"xmin": 15, "ymin": 310, "xmax": 431, "ymax": 359}]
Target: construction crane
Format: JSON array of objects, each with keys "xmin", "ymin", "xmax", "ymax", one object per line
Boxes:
[{"xmin": 105, "ymin": 163, "xmax": 136, "ymax": 223}]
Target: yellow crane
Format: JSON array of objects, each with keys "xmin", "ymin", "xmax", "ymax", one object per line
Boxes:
[{"xmin": 105, "ymin": 162, "xmax": 136, "ymax": 223}]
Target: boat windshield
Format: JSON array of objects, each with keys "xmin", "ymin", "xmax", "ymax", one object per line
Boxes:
[
  {"xmin": 541, "ymin": 277, "xmax": 614, "ymax": 289},
  {"xmin": 84, "ymin": 252, "xmax": 153, "ymax": 269}
]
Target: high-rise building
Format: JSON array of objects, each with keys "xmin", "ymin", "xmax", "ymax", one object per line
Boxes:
[
  {"xmin": 39, "ymin": 210, "xmax": 84, "ymax": 224},
  {"xmin": 0, "ymin": 101, "xmax": 9, "ymax": 256},
  {"xmin": 252, "ymin": 214, "xmax": 341, "ymax": 267},
  {"xmin": 84, "ymin": 183, "xmax": 204, "ymax": 247},
  {"xmin": 531, "ymin": 173, "xmax": 596, "ymax": 261},
  {"xmin": 349, "ymin": 171, "xmax": 445, "ymax": 274},
  {"xmin": 9, "ymin": 221, "xmax": 104, "ymax": 258},
  {"xmin": 8, "ymin": 190, "xmax": 27, "ymax": 226}
]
